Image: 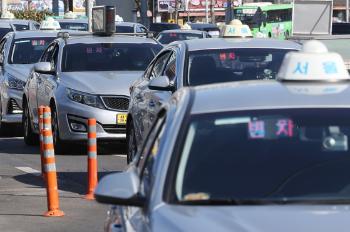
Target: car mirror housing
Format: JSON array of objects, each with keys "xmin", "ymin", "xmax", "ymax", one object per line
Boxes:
[
  {"xmin": 149, "ymin": 75, "xmax": 174, "ymax": 91},
  {"xmin": 94, "ymin": 167, "xmax": 145, "ymax": 207},
  {"xmin": 34, "ymin": 62, "xmax": 55, "ymax": 75}
]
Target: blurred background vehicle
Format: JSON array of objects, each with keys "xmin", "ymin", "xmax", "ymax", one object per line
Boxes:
[
  {"xmin": 0, "ymin": 19, "xmax": 40, "ymax": 39},
  {"xmin": 187, "ymin": 23, "xmax": 220, "ymax": 38},
  {"xmin": 115, "ymin": 22, "xmax": 148, "ymax": 34},
  {"xmin": 57, "ymin": 18, "xmax": 88, "ymax": 31},
  {"xmin": 149, "ymin": 22, "xmax": 181, "ymax": 37}
]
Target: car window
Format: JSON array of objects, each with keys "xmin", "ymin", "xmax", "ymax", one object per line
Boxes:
[
  {"xmin": 139, "ymin": 113, "xmax": 166, "ymax": 196},
  {"xmin": 40, "ymin": 43, "xmax": 55, "ymax": 62},
  {"xmin": 149, "ymin": 51, "xmax": 171, "ymax": 80},
  {"xmin": 13, "ymin": 24, "xmax": 29, "ymax": 31},
  {"xmin": 174, "ymin": 109, "xmax": 350, "ymax": 203},
  {"xmin": 187, "ymin": 48, "xmax": 297, "ymax": 86},
  {"xmin": 10, "ymin": 37, "xmax": 55, "ymax": 64},
  {"xmin": 163, "ymin": 51, "xmax": 176, "ymax": 81},
  {"xmin": 116, "ymin": 25, "xmax": 134, "ymax": 33},
  {"xmin": 157, "ymin": 32, "xmax": 204, "ymax": 44},
  {"xmin": 0, "ymin": 28, "xmax": 12, "ymax": 39},
  {"xmin": 62, "ymin": 43, "xmax": 162, "ymax": 72}
]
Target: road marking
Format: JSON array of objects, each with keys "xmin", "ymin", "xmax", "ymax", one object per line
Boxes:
[
  {"xmin": 113, "ymin": 154, "xmax": 126, "ymax": 158},
  {"xmin": 15, "ymin": 167, "xmax": 41, "ymax": 176}
]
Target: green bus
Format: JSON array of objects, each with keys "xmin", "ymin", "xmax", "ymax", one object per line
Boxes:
[{"xmin": 233, "ymin": 3, "xmax": 292, "ymax": 39}]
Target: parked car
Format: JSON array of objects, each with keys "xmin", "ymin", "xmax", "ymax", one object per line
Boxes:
[
  {"xmin": 149, "ymin": 23, "xmax": 181, "ymax": 37},
  {"xmin": 22, "ymin": 33, "xmax": 162, "ymax": 152},
  {"xmin": 126, "ymin": 38, "xmax": 301, "ymax": 162},
  {"xmin": 115, "ymin": 22, "xmax": 148, "ymax": 34},
  {"xmin": 0, "ymin": 31, "xmax": 57, "ymax": 135},
  {"xmin": 156, "ymin": 29, "xmax": 209, "ymax": 45},
  {"xmin": 0, "ymin": 19, "xmax": 40, "ymax": 39},
  {"xmin": 96, "ymin": 41, "xmax": 350, "ymax": 232}
]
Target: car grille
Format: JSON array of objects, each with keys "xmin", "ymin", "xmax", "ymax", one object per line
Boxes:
[
  {"xmin": 102, "ymin": 124, "xmax": 126, "ymax": 134},
  {"xmin": 7, "ymin": 99, "xmax": 22, "ymax": 114},
  {"xmin": 101, "ymin": 96, "xmax": 129, "ymax": 111}
]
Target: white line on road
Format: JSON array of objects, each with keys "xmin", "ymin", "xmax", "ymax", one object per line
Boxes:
[
  {"xmin": 113, "ymin": 154, "xmax": 126, "ymax": 158},
  {"xmin": 15, "ymin": 167, "xmax": 41, "ymax": 176}
]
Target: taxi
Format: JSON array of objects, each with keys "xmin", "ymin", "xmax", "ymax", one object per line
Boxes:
[
  {"xmin": 22, "ymin": 14, "xmax": 162, "ymax": 152},
  {"xmin": 0, "ymin": 30, "xmax": 58, "ymax": 135},
  {"xmin": 126, "ymin": 19, "xmax": 301, "ymax": 162},
  {"xmin": 95, "ymin": 41, "xmax": 350, "ymax": 232}
]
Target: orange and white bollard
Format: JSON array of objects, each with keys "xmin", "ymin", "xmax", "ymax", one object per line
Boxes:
[
  {"xmin": 38, "ymin": 106, "xmax": 45, "ymax": 178},
  {"xmin": 42, "ymin": 108, "xmax": 64, "ymax": 217},
  {"xmin": 85, "ymin": 118, "xmax": 98, "ymax": 200},
  {"xmin": 43, "ymin": 106, "xmax": 52, "ymax": 130}
]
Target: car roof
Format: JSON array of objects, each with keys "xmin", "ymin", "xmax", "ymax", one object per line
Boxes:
[
  {"xmin": 159, "ymin": 29, "xmax": 204, "ymax": 34},
  {"xmin": 188, "ymin": 23, "xmax": 218, "ymax": 29},
  {"xmin": 174, "ymin": 38, "xmax": 301, "ymax": 52},
  {"xmin": 116, "ymin": 22, "xmax": 144, "ymax": 27},
  {"xmin": 10, "ymin": 30, "xmax": 59, "ymax": 39},
  {"xmin": 189, "ymin": 80, "xmax": 350, "ymax": 115},
  {"xmin": 62, "ymin": 34, "xmax": 159, "ymax": 45}
]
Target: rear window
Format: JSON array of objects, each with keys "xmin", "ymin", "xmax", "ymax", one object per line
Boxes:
[
  {"xmin": 10, "ymin": 37, "xmax": 55, "ymax": 64},
  {"xmin": 62, "ymin": 43, "xmax": 162, "ymax": 72},
  {"xmin": 188, "ymin": 48, "xmax": 296, "ymax": 86},
  {"xmin": 116, "ymin": 25, "xmax": 134, "ymax": 33},
  {"xmin": 157, "ymin": 32, "xmax": 203, "ymax": 44},
  {"xmin": 59, "ymin": 22, "xmax": 88, "ymax": 31}
]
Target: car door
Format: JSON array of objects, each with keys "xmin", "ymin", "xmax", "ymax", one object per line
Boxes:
[
  {"xmin": 36, "ymin": 43, "xmax": 58, "ymax": 108},
  {"xmin": 0, "ymin": 36, "xmax": 9, "ymax": 116},
  {"xmin": 125, "ymin": 112, "xmax": 167, "ymax": 231},
  {"xmin": 132, "ymin": 51, "xmax": 171, "ymax": 140},
  {"xmin": 145, "ymin": 50, "xmax": 177, "ymax": 133}
]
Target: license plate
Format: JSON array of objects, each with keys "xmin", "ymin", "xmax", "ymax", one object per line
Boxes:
[{"xmin": 117, "ymin": 114, "xmax": 127, "ymax": 125}]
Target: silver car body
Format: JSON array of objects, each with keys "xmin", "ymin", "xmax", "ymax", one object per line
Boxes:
[
  {"xmin": 0, "ymin": 31, "xmax": 57, "ymax": 125},
  {"xmin": 102, "ymin": 80, "xmax": 350, "ymax": 231},
  {"xmin": 128, "ymin": 38, "xmax": 301, "ymax": 148},
  {"xmin": 23, "ymin": 34, "xmax": 161, "ymax": 141}
]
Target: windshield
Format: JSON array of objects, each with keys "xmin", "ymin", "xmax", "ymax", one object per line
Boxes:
[
  {"xmin": 59, "ymin": 22, "xmax": 88, "ymax": 31},
  {"xmin": 175, "ymin": 109, "xmax": 350, "ymax": 204},
  {"xmin": 10, "ymin": 37, "xmax": 55, "ymax": 64},
  {"xmin": 188, "ymin": 48, "xmax": 294, "ymax": 86},
  {"xmin": 62, "ymin": 43, "xmax": 162, "ymax": 72},
  {"xmin": 157, "ymin": 32, "xmax": 203, "ymax": 44},
  {"xmin": 115, "ymin": 25, "xmax": 134, "ymax": 33}
]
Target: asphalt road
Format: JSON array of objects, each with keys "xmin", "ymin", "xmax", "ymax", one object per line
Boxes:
[{"xmin": 0, "ymin": 126, "xmax": 127, "ymax": 232}]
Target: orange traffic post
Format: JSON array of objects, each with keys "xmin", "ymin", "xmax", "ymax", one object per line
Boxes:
[
  {"xmin": 43, "ymin": 106, "xmax": 51, "ymax": 130},
  {"xmin": 85, "ymin": 118, "xmax": 98, "ymax": 200},
  {"xmin": 42, "ymin": 128, "xmax": 64, "ymax": 217},
  {"xmin": 38, "ymin": 106, "xmax": 45, "ymax": 178}
]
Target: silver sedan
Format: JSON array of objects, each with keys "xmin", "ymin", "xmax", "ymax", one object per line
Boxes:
[
  {"xmin": 0, "ymin": 31, "xmax": 57, "ymax": 135},
  {"xmin": 96, "ymin": 73, "xmax": 350, "ymax": 232},
  {"xmin": 22, "ymin": 33, "xmax": 162, "ymax": 152}
]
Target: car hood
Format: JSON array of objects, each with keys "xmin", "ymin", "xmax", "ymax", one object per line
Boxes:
[
  {"xmin": 59, "ymin": 71, "xmax": 143, "ymax": 95},
  {"xmin": 153, "ymin": 204, "xmax": 350, "ymax": 232},
  {"xmin": 6, "ymin": 64, "xmax": 33, "ymax": 82}
]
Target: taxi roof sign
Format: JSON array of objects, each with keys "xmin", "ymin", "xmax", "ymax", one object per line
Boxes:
[
  {"xmin": 40, "ymin": 17, "xmax": 61, "ymax": 30},
  {"xmin": 64, "ymin": 11, "xmax": 77, "ymax": 19},
  {"xmin": 277, "ymin": 40, "xmax": 350, "ymax": 81},
  {"xmin": 221, "ymin": 19, "xmax": 253, "ymax": 38}
]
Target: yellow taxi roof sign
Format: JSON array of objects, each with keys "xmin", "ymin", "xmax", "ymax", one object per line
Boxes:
[
  {"xmin": 40, "ymin": 17, "xmax": 61, "ymax": 30},
  {"xmin": 277, "ymin": 40, "xmax": 350, "ymax": 81},
  {"xmin": 221, "ymin": 19, "xmax": 253, "ymax": 38}
]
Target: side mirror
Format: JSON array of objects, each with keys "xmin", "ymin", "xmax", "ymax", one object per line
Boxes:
[
  {"xmin": 94, "ymin": 168, "xmax": 145, "ymax": 207},
  {"xmin": 34, "ymin": 62, "xmax": 55, "ymax": 75},
  {"xmin": 149, "ymin": 75, "xmax": 174, "ymax": 91}
]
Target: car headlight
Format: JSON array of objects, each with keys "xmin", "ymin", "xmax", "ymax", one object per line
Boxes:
[
  {"xmin": 5, "ymin": 74, "xmax": 25, "ymax": 90},
  {"xmin": 66, "ymin": 88, "xmax": 104, "ymax": 109}
]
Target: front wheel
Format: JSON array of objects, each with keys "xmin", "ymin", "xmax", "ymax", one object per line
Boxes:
[
  {"xmin": 51, "ymin": 104, "xmax": 66, "ymax": 154},
  {"xmin": 23, "ymin": 101, "xmax": 38, "ymax": 145},
  {"xmin": 126, "ymin": 121, "xmax": 137, "ymax": 164}
]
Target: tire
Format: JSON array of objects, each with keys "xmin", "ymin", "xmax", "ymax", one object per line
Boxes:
[
  {"xmin": 51, "ymin": 104, "xmax": 66, "ymax": 154},
  {"xmin": 0, "ymin": 98, "xmax": 10, "ymax": 136},
  {"xmin": 23, "ymin": 100, "xmax": 38, "ymax": 145},
  {"xmin": 126, "ymin": 120, "xmax": 137, "ymax": 164}
]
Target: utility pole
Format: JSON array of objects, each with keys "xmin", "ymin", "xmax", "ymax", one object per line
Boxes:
[
  {"xmin": 205, "ymin": 0, "xmax": 209, "ymax": 23},
  {"xmin": 87, "ymin": 0, "xmax": 93, "ymax": 32},
  {"xmin": 140, "ymin": 0, "xmax": 150, "ymax": 28},
  {"xmin": 211, "ymin": 0, "xmax": 215, "ymax": 23},
  {"xmin": 1, "ymin": 0, "xmax": 7, "ymax": 17}
]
